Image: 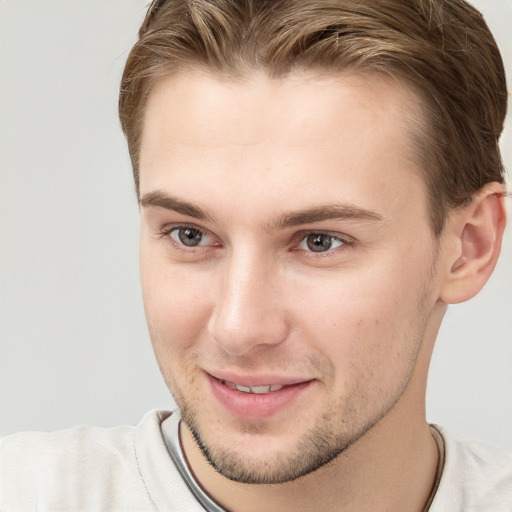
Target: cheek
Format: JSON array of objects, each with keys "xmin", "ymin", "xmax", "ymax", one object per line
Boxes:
[
  {"xmin": 141, "ymin": 259, "xmax": 212, "ymax": 403},
  {"xmin": 291, "ymin": 258, "xmax": 431, "ymax": 384},
  {"xmin": 140, "ymin": 253, "xmax": 213, "ymax": 354}
]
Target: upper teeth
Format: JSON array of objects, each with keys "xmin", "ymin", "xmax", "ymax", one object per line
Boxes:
[{"xmin": 223, "ymin": 381, "xmax": 284, "ymax": 394}]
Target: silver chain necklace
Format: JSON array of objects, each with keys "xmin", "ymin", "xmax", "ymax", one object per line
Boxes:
[{"xmin": 162, "ymin": 412, "xmax": 228, "ymax": 512}]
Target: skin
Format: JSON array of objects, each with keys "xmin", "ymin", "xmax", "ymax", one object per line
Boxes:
[{"xmin": 137, "ymin": 69, "xmax": 505, "ymax": 511}]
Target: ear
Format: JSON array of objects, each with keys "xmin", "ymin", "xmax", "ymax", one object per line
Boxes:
[{"xmin": 439, "ymin": 182, "xmax": 507, "ymax": 304}]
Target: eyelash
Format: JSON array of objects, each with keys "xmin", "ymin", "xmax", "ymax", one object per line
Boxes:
[
  {"xmin": 158, "ymin": 224, "xmax": 355, "ymax": 256},
  {"xmin": 158, "ymin": 224, "xmax": 217, "ymax": 254},
  {"xmin": 294, "ymin": 231, "xmax": 355, "ymax": 255}
]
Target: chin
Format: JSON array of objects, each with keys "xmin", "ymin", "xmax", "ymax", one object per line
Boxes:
[{"xmin": 180, "ymin": 403, "xmax": 364, "ymax": 484}]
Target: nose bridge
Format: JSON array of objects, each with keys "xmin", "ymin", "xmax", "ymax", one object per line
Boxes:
[{"xmin": 208, "ymin": 246, "xmax": 289, "ymax": 356}]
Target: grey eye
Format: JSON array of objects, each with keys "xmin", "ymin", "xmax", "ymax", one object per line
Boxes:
[
  {"xmin": 171, "ymin": 227, "xmax": 206, "ymax": 247},
  {"xmin": 301, "ymin": 233, "xmax": 344, "ymax": 253}
]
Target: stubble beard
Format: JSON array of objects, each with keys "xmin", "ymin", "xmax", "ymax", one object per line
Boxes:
[
  {"xmin": 170, "ymin": 325, "xmax": 433, "ymax": 484},
  {"xmin": 173, "ymin": 384, "xmax": 411, "ymax": 485},
  {"xmin": 178, "ymin": 400, "xmax": 356, "ymax": 484},
  {"xmin": 161, "ymin": 314, "xmax": 433, "ymax": 485},
  {"xmin": 166, "ymin": 316, "xmax": 433, "ymax": 484}
]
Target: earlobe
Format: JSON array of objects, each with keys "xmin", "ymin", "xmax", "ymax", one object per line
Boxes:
[{"xmin": 439, "ymin": 182, "xmax": 507, "ymax": 305}]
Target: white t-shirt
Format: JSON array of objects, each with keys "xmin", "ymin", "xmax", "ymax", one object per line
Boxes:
[{"xmin": 1, "ymin": 410, "xmax": 511, "ymax": 511}]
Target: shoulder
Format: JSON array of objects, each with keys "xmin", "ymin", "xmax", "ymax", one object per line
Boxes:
[
  {"xmin": 430, "ymin": 425, "xmax": 512, "ymax": 512},
  {"xmin": 0, "ymin": 417, "xmax": 138, "ymax": 474},
  {"xmin": 0, "ymin": 410, "xmax": 169, "ymax": 511}
]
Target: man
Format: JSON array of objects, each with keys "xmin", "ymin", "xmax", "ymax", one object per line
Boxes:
[{"xmin": 1, "ymin": 0, "xmax": 511, "ymax": 510}]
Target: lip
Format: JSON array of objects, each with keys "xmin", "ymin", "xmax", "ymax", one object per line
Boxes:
[
  {"xmin": 205, "ymin": 371, "xmax": 313, "ymax": 420},
  {"xmin": 207, "ymin": 369, "xmax": 309, "ymax": 388}
]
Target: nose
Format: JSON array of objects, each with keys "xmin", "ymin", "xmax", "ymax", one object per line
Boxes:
[{"xmin": 207, "ymin": 250, "xmax": 290, "ymax": 356}]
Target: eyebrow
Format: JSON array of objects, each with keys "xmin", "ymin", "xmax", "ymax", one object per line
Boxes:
[
  {"xmin": 140, "ymin": 190, "xmax": 383, "ymax": 229},
  {"xmin": 268, "ymin": 204, "xmax": 383, "ymax": 230},
  {"xmin": 139, "ymin": 191, "xmax": 217, "ymax": 223}
]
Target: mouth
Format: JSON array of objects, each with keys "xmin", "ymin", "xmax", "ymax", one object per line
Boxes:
[
  {"xmin": 221, "ymin": 380, "xmax": 286, "ymax": 394},
  {"xmin": 206, "ymin": 371, "xmax": 313, "ymax": 419}
]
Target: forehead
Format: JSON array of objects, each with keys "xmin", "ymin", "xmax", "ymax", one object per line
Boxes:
[
  {"xmin": 141, "ymin": 68, "xmax": 423, "ymax": 148},
  {"xmin": 139, "ymin": 69, "xmax": 428, "ymax": 224}
]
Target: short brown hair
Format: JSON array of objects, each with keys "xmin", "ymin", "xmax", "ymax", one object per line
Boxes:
[{"xmin": 119, "ymin": 0, "xmax": 507, "ymax": 234}]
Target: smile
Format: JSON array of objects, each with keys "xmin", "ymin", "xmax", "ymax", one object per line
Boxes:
[
  {"xmin": 207, "ymin": 372, "xmax": 314, "ymax": 419},
  {"xmin": 222, "ymin": 381, "xmax": 285, "ymax": 394}
]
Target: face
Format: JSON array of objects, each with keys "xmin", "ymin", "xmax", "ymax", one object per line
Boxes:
[{"xmin": 139, "ymin": 69, "xmax": 443, "ymax": 484}]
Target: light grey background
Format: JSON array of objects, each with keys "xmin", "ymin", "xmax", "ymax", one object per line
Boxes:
[{"xmin": 1, "ymin": 0, "xmax": 511, "ymax": 453}]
